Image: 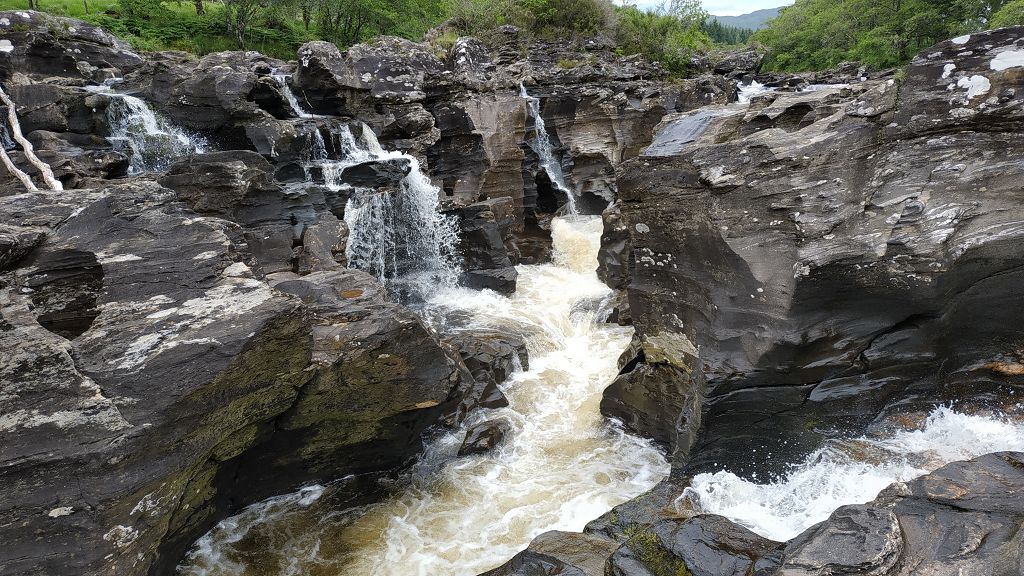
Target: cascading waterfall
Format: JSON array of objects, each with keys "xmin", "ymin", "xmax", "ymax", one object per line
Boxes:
[
  {"xmin": 303, "ymin": 124, "xmax": 461, "ymax": 299},
  {"xmin": 271, "ymin": 71, "xmax": 315, "ymax": 119},
  {"xmin": 520, "ymin": 83, "xmax": 578, "ymax": 214},
  {"xmin": 177, "ymin": 215, "xmax": 670, "ymax": 576},
  {"xmin": 105, "ymin": 94, "xmax": 206, "ymax": 174},
  {"xmin": 681, "ymin": 406, "xmax": 1024, "ymax": 542}
]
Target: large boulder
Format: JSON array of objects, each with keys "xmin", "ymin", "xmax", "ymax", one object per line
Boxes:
[
  {"xmin": 158, "ymin": 150, "xmax": 344, "ymax": 275},
  {"xmin": 608, "ymin": 515, "xmax": 782, "ymax": 576},
  {"xmin": 457, "ymin": 197, "xmax": 520, "ymax": 293},
  {"xmin": 776, "ymin": 452, "xmax": 1024, "ymax": 575},
  {"xmin": 0, "ymin": 11, "xmax": 144, "ymax": 80},
  {"xmin": 604, "ymin": 27, "xmax": 1024, "ymax": 478},
  {"xmin": 126, "ymin": 51, "xmax": 299, "ymax": 155}
]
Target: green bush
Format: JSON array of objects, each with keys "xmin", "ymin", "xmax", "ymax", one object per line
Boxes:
[
  {"xmin": 991, "ymin": 0, "xmax": 1024, "ymax": 27},
  {"xmin": 447, "ymin": 0, "xmax": 534, "ymax": 35},
  {"xmin": 616, "ymin": 4, "xmax": 710, "ymax": 75},
  {"xmin": 756, "ymin": 0, "xmax": 1011, "ymax": 72}
]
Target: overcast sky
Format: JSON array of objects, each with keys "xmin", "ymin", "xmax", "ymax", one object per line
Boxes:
[{"xmin": 629, "ymin": 0, "xmax": 794, "ymax": 17}]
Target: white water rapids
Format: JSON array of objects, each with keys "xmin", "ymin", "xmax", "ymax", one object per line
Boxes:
[
  {"xmin": 683, "ymin": 406, "xmax": 1024, "ymax": 542},
  {"xmin": 179, "ymin": 215, "xmax": 669, "ymax": 576}
]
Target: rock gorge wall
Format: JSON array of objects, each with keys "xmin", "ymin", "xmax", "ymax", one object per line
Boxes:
[
  {"xmin": 603, "ymin": 27, "xmax": 1024, "ymax": 478},
  {"xmin": 0, "ymin": 11, "xmax": 729, "ymax": 576},
  {"xmin": 485, "ymin": 26, "xmax": 1024, "ymax": 576}
]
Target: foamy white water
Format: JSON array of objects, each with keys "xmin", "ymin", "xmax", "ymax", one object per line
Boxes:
[
  {"xmin": 271, "ymin": 71, "xmax": 316, "ymax": 119},
  {"xmin": 178, "ymin": 215, "xmax": 669, "ymax": 576},
  {"xmin": 302, "ymin": 124, "xmax": 461, "ymax": 298},
  {"xmin": 737, "ymin": 80, "xmax": 771, "ymax": 103},
  {"xmin": 682, "ymin": 406, "xmax": 1024, "ymax": 542},
  {"xmin": 105, "ymin": 94, "xmax": 206, "ymax": 173}
]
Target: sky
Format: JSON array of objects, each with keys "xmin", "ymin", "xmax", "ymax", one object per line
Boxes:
[{"xmin": 629, "ymin": 0, "xmax": 794, "ymax": 17}]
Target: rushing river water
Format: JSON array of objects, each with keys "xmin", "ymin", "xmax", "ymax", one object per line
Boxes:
[
  {"xmin": 684, "ymin": 406, "xmax": 1024, "ymax": 542},
  {"xmin": 179, "ymin": 215, "xmax": 670, "ymax": 576}
]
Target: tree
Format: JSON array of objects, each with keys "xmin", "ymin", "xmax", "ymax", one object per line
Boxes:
[
  {"xmin": 223, "ymin": 0, "xmax": 271, "ymax": 49},
  {"xmin": 194, "ymin": 0, "xmax": 204, "ymax": 15},
  {"xmin": 754, "ymin": 0, "xmax": 1007, "ymax": 71},
  {"xmin": 991, "ymin": 0, "xmax": 1024, "ymax": 25}
]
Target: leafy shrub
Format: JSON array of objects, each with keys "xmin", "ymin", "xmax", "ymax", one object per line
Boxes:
[{"xmin": 991, "ymin": 0, "xmax": 1024, "ymax": 27}]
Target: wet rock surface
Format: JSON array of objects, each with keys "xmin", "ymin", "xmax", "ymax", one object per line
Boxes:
[
  {"xmin": 0, "ymin": 180, "xmax": 472, "ymax": 576},
  {"xmin": 490, "ymin": 451, "xmax": 1024, "ymax": 576},
  {"xmin": 603, "ymin": 26, "xmax": 1024, "ymax": 478},
  {"xmin": 458, "ymin": 419, "xmax": 512, "ymax": 456}
]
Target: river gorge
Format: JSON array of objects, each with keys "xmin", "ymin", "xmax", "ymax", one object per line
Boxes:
[{"xmin": 2, "ymin": 9, "xmax": 1024, "ymax": 576}]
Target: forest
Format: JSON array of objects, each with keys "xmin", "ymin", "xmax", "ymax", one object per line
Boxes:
[
  {"xmin": 756, "ymin": 0, "xmax": 1024, "ymax": 69},
  {"xmin": 5, "ymin": 0, "xmax": 1023, "ymax": 72}
]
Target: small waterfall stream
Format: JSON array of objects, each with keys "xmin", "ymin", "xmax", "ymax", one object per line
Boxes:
[
  {"xmin": 105, "ymin": 94, "xmax": 206, "ymax": 173},
  {"xmin": 304, "ymin": 124, "xmax": 461, "ymax": 299},
  {"xmin": 271, "ymin": 71, "xmax": 316, "ymax": 119},
  {"xmin": 178, "ymin": 215, "xmax": 670, "ymax": 576},
  {"xmin": 520, "ymin": 84, "xmax": 578, "ymax": 214}
]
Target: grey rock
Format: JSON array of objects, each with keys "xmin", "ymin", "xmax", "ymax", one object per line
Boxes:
[
  {"xmin": 0, "ymin": 10, "xmax": 143, "ymax": 79},
  {"xmin": 608, "ymin": 515, "xmax": 781, "ymax": 576},
  {"xmin": 778, "ymin": 505, "xmax": 902, "ymax": 576},
  {"xmin": 458, "ymin": 419, "xmax": 512, "ymax": 456}
]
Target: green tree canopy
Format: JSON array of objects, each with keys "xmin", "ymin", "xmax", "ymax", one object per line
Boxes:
[{"xmin": 756, "ymin": 0, "xmax": 1014, "ymax": 71}]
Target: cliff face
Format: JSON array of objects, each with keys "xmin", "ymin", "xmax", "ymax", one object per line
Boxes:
[{"xmin": 602, "ymin": 27, "xmax": 1024, "ymax": 479}]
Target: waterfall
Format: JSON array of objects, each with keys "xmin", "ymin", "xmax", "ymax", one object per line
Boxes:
[
  {"xmin": 271, "ymin": 71, "xmax": 315, "ymax": 119},
  {"xmin": 520, "ymin": 84, "xmax": 578, "ymax": 214},
  {"xmin": 304, "ymin": 124, "xmax": 461, "ymax": 299},
  {"xmin": 105, "ymin": 94, "xmax": 206, "ymax": 174},
  {"xmin": 177, "ymin": 215, "xmax": 669, "ymax": 576},
  {"xmin": 681, "ymin": 406, "xmax": 1024, "ymax": 541},
  {"xmin": 737, "ymin": 80, "xmax": 771, "ymax": 103},
  {"xmin": 0, "ymin": 84, "xmax": 62, "ymax": 190}
]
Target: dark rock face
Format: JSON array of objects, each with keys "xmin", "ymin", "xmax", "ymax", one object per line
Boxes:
[
  {"xmin": 291, "ymin": 33, "xmax": 733, "ymax": 258},
  {"xmin": 0, "ymin": 182, "xmax": 469, "ymax": 576},
  {"xmin": 0, "ymin": 10, "xmax": 144, "ymax": 80},
  {"xmin": 711, "ymin": 48, "xmax": 765, "ymax": 77},
  {"xmin": 776, "ymin": 452, "xmax": 1024, "ymax": 575},
  {"xmin": 608, "ymin": 515, "xmax": 781, "ymax": 576},
  {"xmin": 458, "ymin": 419, "xmax": 512, "ymax": 456},
  {"xmin": 126, "ymin": 50, "xmax": 297, "ymax": 154},
  {"xmin": 457, "ymin": 197, "xmax": 520, "ymax": 293},
  {"xmin": 491, "ymin": 452, "xmax": 1024, "ymax": 576},
  {"xmin": 481, "ymin": 531, "xmax": 618, "ymax": 576},
  {"xmin": 158, "ymin": 150, "xmax": 347, "ymax": 276},
  {"xmin": 603, "ymin": 27, "xmax": 1024, "ymax": 478},
  {"xmin": 778, "ymin": 505, "xmax": 901, "ymax": 575}
]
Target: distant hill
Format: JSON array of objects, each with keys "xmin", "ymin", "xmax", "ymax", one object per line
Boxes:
[{"xmin": 710, "ymin": 7, "xmax": 782, "ymax": 30}]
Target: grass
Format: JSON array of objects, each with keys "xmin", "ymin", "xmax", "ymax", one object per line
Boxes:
[{"xmin": 0, "ymin": 1, "xmax": 316, "ymax": 59}]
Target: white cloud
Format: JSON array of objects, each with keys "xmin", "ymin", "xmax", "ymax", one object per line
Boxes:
[{"xmin": 627, "ymin": 0, "xmax": 794, "ymax": 17}]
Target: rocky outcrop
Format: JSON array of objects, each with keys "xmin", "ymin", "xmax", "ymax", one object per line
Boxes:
[
  {"xmin": 484, "ymin": 451, "xmax": 1024, "ymax": 576},
  {"xmin": 0, "ymin": 10, "xmax": 144, "ymax": 81},
  {"xmin": 602, "ymin": 26, "xmax": 1024, "ymax": 478},
  {"xmin": 455, "ymin": 197, "xmax": 520, "ymax": 293},
  {"xmin": 0, "ymin": 181, "xmax": 469, "ymax": 575}
]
